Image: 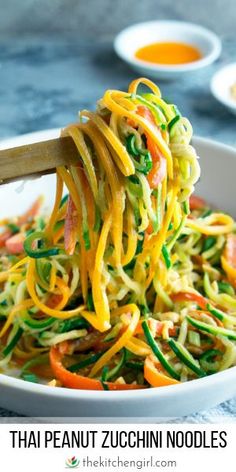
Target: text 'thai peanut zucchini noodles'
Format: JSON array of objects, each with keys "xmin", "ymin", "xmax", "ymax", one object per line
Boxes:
[{"xmin": 0, "ymin": 78, "xmax": 236, "ymax": 391}]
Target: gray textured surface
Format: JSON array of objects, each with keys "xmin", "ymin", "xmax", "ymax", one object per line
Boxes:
[
  {"xmin": 0, "ymin": 33, "xmax": 235, "ymax": 418},
  {"xmin": 0, "ymin": 0, "xmax": 236, "ymax": 38}
]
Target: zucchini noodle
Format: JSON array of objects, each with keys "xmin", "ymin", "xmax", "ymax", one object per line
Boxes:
[{"xmin": 0, "ymin": 78, "xmax": 235, "ymax": 390}]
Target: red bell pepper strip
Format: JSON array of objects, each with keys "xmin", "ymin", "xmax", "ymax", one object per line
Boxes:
[
  {"xmin": 49, "ymin": 346, "xmax": 145, "ymax": 391},
  {"xmin": 189, "ymin": 195, "xmax": 207, "ymax": 211},
  {"xmin": 5, "ymin": 233, "xmax": 25, "ymax": 254},
  {"xmin": 171, "ymin": 291, "xmax": 208, "ymax": 310},
  {"xmin": 136, "ymin": 106, "xmax": 167, "ymax": 189},
  {"xmin": 64, "ymin": 196, "xmax": 78, "ymax": 255},
  {"xmin": 0, "ymin": 229, "xmax": 12, "ymax": 248}
]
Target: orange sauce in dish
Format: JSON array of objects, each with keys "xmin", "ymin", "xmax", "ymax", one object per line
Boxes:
[{"xmin": 135, "ymin": 42, "xmax": 202, "ymax": 65}]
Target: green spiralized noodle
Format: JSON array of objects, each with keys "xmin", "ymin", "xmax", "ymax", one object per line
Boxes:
[
  {"xmin": 170, "ymin": 143, "xmax": 201, "ymax": 202},
  {"xmin": 204, "ymin": 272, "xmax": 236, "ymax": 311},
  {"xmin": 38, "ymin": 329, "xmax": 88, "ymax": 347}
]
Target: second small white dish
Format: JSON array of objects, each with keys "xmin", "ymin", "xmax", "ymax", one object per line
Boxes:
[{"xmin": 211, "ymin": 63, "xmax": 236, "ymax": 115}]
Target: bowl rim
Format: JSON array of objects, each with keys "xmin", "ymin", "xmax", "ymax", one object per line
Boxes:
[
  {"xmin": 114, "ymin": 20, "xmax": 222, "ymax": 72},
  {"xmin": 0, "ymin": 132, "xmax": 235, "ymax": 405},
  {"xmin": 211, "ymin": 62, "xmax": 236, "ymax": 110}
]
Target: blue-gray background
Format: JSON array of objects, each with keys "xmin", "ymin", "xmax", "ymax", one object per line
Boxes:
[
  {"xmin": 0, "ymin": 1, "xmax": 236, "ymax": 418},
  {"xmin": 0, "ymin": 0, "xmax": 235, "ymax": 38}
]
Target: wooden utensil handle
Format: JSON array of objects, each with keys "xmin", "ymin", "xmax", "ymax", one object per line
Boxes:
[{"xmin": 0, "ymin": 136, "xmax": 79, "ymax": 183}]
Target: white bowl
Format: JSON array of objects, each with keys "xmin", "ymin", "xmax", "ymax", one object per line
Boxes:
[
  {"xmin": 211, "ymin": 63, "xmax": 236, "ymax": 115},
  {"xmin": 114, "ymin": 21, "xmax": 222, "ymax": 80},
  {"xmin": 0, "ymin": 130, "xmax": 236, "ymax": 418}
]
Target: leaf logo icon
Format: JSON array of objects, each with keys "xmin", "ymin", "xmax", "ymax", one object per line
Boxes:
[{"xmin": 65, "ymin": 457, "xmax": 80, "ymax": 469}]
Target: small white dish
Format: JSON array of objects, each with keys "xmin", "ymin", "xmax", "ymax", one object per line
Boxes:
[
  {"xmin": 211, "ymin": 63, "xmax": 236, "ymax": 115},
  {"xmin": 0, "ymin": 130, "xmax": 236, "ymax": 417},
  {"xmin": 114, "ymin": 21, "xmax": 222, "ymax": 80}
]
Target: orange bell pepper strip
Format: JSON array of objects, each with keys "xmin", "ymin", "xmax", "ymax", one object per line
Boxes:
[
  {"xmin": 224, "ymin": 234, "xmax": 236, "ymax": 265},
  {"xmin": 221, "ymin": 234, "xmax": 236, "ymax": 287},
  {"xmin": 144, "ymin": 356, "xmax": 180, "ymax": 387},
  {"xmin": 49, "ymin": 346, "xmax": 145, "ymax": 391},
  {"xmin": 64, "ymin": 196, "xmax": 78, "ymax": 255}
]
